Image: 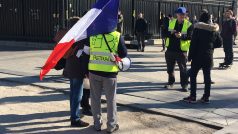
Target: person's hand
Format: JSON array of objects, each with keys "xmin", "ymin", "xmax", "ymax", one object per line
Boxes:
[
  {"xmin": 175, "ymin": 32, "xmax": 182, "ymax": 38},
  {"xmin": 188, "ymin": 59, "xmax": 192, "ymax": 63}
]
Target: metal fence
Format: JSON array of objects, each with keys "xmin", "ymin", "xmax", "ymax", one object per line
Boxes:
[
  {"xmin": 0, "ymin": 0, "xmax": 235, "ymax": 42},
  {"xmin": 122, "ymin": 0, "xmax": 234, "ymax": 37},
  {"xmin": 0, "ymin": 0, "xmax": 63, "ymax": 42}
]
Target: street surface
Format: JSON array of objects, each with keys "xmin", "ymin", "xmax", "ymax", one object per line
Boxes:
[
  {"xmin": 0, "ymin": 80, "xmax": 215, "ymax": 134},
  {"xmin": 0, "ymin": 43, "xmax": 238, "ymax": 133}
]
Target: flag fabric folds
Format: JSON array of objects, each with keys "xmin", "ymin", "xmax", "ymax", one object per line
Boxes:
[{"xmin": 40, "ymin": 0, "xmax": 119, "ymax": 80}]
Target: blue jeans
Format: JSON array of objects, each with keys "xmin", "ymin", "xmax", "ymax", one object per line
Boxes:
[{"xmin": 70, "ymin": 78, "xmax": 84, "ymax": 121}]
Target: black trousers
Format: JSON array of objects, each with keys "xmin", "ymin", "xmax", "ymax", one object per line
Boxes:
[
  {"xmin": 165, "ymin": 51, "xmax": 188, "ymax": 87},
  {"xmin": 223, "ymin": 38, "xmax": 234, "ymax": 65},
  {"xmin": 190, "ymin": 62, "xmax": 211, "ymax": 98},
  {"xmin": 81, "ymin": 89, "xmax": 91, "ymax": 110},
  {"xmin": 162, "ymin": 38, "xmax": 166, "ymax": 50},
  {"xmin": 136, "ymin": 32, "xmax": 145, "ymax": 50}
]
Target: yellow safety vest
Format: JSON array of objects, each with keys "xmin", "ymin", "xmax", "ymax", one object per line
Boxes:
[
  {"xmin": 89, "ymin": 31, "xmax": 120, "ymax": 73},
  {"xmin": 166, "ymin": 19, "xmax": 192, "ymax": 51}
]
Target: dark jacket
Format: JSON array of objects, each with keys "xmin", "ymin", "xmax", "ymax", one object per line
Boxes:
[
  {"xmin": 89, "ymin": 36, "xmax": 128, "ymax": 78},
  {"xmin": 135, "ymin": 18, "xmax": 148, "ymax": 33},
  {"xmin": 221, "ymin": 19, "xmax": 237, "ymax": 39},
  {"xmin": 63, "ymin": 39, "xmax": 89, "ymax": 79},
  {"xmin": 188, "ymin": 22, "xmax": 223, "ymax": 68},
  {"xmin": 117, "ymin": 14, "xmax": 124, "ymax": 33},
  {"xmin": 161, "ymin": 16, "xmax": 170, "ymax": 38},
  {"xmin": 165, "ymin": 20, "xmax": 193, "ymax": 53}
]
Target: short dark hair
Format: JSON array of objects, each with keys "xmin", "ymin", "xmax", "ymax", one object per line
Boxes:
[
  {"xmin": 201, "ymin": 9, "xmax": 208, "ymax": 14},
  {"xmin": 226, "ymin": 9, "xmax": 233, "ymax": 16},
  {"xmin": 199, "ymin": 12, "xmax": 210, "ymax": 23}
]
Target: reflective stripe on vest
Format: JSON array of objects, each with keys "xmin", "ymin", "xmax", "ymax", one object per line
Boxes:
[
  {"xmin": 89, "ymin": 31, "xmax": 120, "ymax": 73},
  {"xmin": 166, "ymin": 19, "xmax": 192, "ymax": 51}
]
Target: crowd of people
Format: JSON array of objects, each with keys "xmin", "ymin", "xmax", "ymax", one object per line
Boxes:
[
  {"xmin": 53, "ymin": 6, "xmax": 237, "ymax": 133},
  {"xmin": 160, "ymin": 7, "xmax": 236, "ymax": 102}
]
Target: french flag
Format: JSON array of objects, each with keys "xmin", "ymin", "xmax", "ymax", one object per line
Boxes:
[{"xmin": 40, "ymin": 0, "xmax": 119, "ymax": 80}]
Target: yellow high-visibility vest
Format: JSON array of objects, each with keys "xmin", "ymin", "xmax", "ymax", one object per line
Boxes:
[
  {"xmin": 89, "ymin": 31, "xmax": 120, "ymax": 73},
  {"xmin": 166, "ymin": 19, "xmax": 192, "ymax": 51}
]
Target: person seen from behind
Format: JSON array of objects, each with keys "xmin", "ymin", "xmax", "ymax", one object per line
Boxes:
[
  {"xmin": 63, "ymin": 17, "xmax": 90, "ymax": 127},
  {"xmin": 89, "ymin": 30, "xmax": 128, "ymax": 133},
  {"xmin": 183, "ymin": 10, "xmax": 223, "ymax": 103}
]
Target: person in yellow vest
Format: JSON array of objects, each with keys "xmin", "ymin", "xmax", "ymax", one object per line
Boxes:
[
  {"xmin": 88, "ymin": 31, "xmax": 127, "ymax": 133},
  {"xmin": 164, "ymin": 7, "xmax": 193, "ymax": 92}
]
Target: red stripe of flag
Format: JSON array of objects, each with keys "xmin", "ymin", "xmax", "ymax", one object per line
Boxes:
[{"xmin": 40, "ymin": 39, "xmax": 75, "ymax": 80}]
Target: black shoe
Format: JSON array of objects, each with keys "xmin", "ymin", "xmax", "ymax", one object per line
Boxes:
[
  {"xmin": 183, "ymin": 96, "xmax": 196, "ymax": 103},
  {"xmin": 164, "ymin": 84, "xmax": 174, "ymax": 89},
  {"xmin": 182, "ymin": 85, "xmax": 188, "ymax": 92},
  {"xmin": 82, "ymin": 108, "xmax": 93, "ymax": 116},
  {"xmin": 199, "ymin": 96, "xmax": 210, "ymax": 104},
  {"xmin": 219, "ymin": 63, "xmax": 231, "ymax": 69},
  {"xmin": 71, "ymin": 120, "xmax": 89, "ymax": 127},
  {"xmin": 142, "ymin": 47, "xmax": 145, "ymax": 52},
  {"xmin": 107, "ymin": 124, "xmax": 119, "ymax": 133}
]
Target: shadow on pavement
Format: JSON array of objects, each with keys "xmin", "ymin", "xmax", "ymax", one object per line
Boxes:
[
  {"xmin": 0, "ymin": 45, "xmax": 50, "ymax": 52},
  {"xmin": 0, "ymin": 74, "xmax": 69, "ymax": 87},
  {"xmin": 118, "ymin": 82, "xmax": 166, "ymax": 94},
  {"xmin": 38, "ymin": 126, "xmax": 108, "ymax": 134},
  {"xmin": 129, "ymin": 54, "xmax": 164, "ymax": 59},
  {"xmin": 0, "ymin": 93, "xmax": 68, "ymax": 105}
]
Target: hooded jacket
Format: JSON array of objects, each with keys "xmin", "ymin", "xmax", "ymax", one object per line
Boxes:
[{"xmin": 188, "ymin": 22, "xmax": 223, "ymax": 67}]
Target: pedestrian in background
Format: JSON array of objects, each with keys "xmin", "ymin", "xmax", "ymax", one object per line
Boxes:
[
  {"xmin": 117, "ymin": 10, "xmax": 124, "ymax": 34},
  {"xmin": 164, "ymin": 7, "xmax": 193, "ymax": 92},
  {"xmin": 220, "ymin": 10, "xmax": 237, "ymax": 68},
  {"xmin": 160, "ymin": 14, "xmax": 173, "ymax": 52},
  {"xmin": 192, "ymin": 15, "xmax": 198, "ymax": 24},
  {"xmin": 183, "ymin": 10, "xmax": 222, "ymax": 103},
  {"xmin": 63, "ymin": 17, "xmax": 90, "ymax": 127},
  {"xmin": 89, "ymin": 30, "xmax": 128, "ymax": 133},
  {"xmin": 135, "ymin": 13, "xmax": 148, "ymax": 52},
  {"xmin": 233, "ymin": 15, "xmax": 238, "ymax": 45}
]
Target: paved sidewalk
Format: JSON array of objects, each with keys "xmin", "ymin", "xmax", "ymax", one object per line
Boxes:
[
  {"xmin": 214, "ymin": 121, "xmax": 238, "ymax": 134},
  {"xmin": 0, "ymin": 44, "xmax": 238, "ymax": 131},
  {"xmin": 0, "ymin": 80, "xmax": 216, "ymax": 134}
]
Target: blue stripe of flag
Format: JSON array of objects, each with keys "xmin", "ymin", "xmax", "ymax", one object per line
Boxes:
[{"xmin": 87, "ymin": 0, "xmax": 119, "ymax": 36}]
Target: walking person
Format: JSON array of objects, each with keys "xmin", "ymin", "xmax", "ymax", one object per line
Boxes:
[
  {"xmin": 117, "ymin": 10, "xmax": 124, "ymax": 34},
  {"xmin": 192, "ymin": 15, "xmax": 198, "ymax": 24},
  {"xmin": 164, "ymin": 7, "xmax": 193, "ymax": 92},
  {"xmin": 183, "ymin": 11, "xmax": 222, "ymax": 103},
  {"xmin": 63, "ymin": 17, "xmax": 90, "ymax": 127},
  {"xmin": 135, "ymin": 13, "xmax": 148, "ymax": 52},
  {"xmin": 233, "ymin": 16, "xmax": 238, "ymax": 45},
  {"xmin": 89, "ymin": 30, "xmax": 127, "ymax": 133},
  {"xmin": 160, "ymin": 14, "xmax": 173, "ymax": 52},
  {"xmin": 220, "ymin": 10, "xmax": 237, "ymax": 69}
]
